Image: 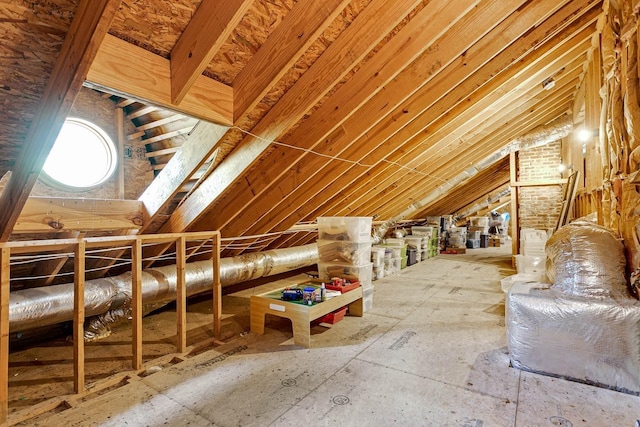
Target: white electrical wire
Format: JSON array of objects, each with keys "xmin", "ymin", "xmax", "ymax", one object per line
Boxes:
[{"xmin": 231, "ymin": 125, "xmax": 449, "ymax": 183}]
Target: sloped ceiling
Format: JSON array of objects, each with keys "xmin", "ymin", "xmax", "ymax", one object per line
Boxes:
[{"xmin": 0, "ymin": 0, "xmax": 602, "ymax": 255}]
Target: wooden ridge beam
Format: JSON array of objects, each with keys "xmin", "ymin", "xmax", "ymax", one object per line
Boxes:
[
  {"xmin": 0, "ymin": 0, "xmax": 122, "ymax": 242},
  {"xmin": 13, "ymin": 197, "xmax": 144, "ymax": 233},
  {"xmin": 232, "ymin": 0, "xmax": 351, "ymax": 120},
  {"xmin": 171, "ymin": 0, "xmax": 253, "ymax": 104},
  {"xmin": 86, "ymin": 34, "xmax": 233, "ymax": 126},
  {"xmin": 159, "ymin": 0, "xmax": 425, "ymax": 234}
]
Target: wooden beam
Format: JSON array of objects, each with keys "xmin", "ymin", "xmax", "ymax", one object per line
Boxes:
[
  {"xmin": 316, "ymin": 7, "xmax": 595, "ymax": 220},
  {"xmin": 131, "ymin": 238, "xmax": 142, "ymax": 370},
  {"xmin": 216, "ymin": 0, "xmax": 576, "ymax": 237},
  {"xmin": 13, "ymin": 197, "xmax": 144, "ymax": 233},
  {"xmin": 86, "ymin": 34, "xmax": 233, "ymax": 126},
  {"xmin": 232, "ymin": 0, "xmax": 351, "ymax": 120},
  {"xmin": 0, "ymin": 0, "xmax": 122, "ymax": 242},
  {"xmin": 126, "ymin": 105, "xmax": 157, "ymax": 120},
  {"xmin": 176, "ymin": 236, "xmax": 187, "ymax": 352},
  {"xmin": 116, "ymin": 108, "xmax": 125, "ymax": 199},
  {"xmin": 30, "ymin": 231, "xmax": 82, "ymax": 287},
  {"xmin": 171, "ymin": 0, "xmax": 253, "ymax": 104},
  {"xmin": 73, "ymin": 239, "xmax": 86, "ymax": 394},
  {"xmin": 294, "ymin": 4, "xmax": 596, "ymax": 227},
  {"xmin": 0, "ymin": 248, "xmax": 8, "ymax": 426},
  {"xmin": 143, "ymin": 126, "xmax": 194, "ymax": 145},
  {"xmin": 145, "ymin": 147, "xmax": 180, "ymax": 158},
  {"xmin": 204, "ymin": 0, "xmax": 484, "ymax": 235},
  {"xmin": 511, "ymin": 179, "xmax": 568, "ymax": 186},
  {"xmin": 135, "ymin": 115, "xmax": 185, "ymax": 132},
  {"xmin": 159, "ymin": 0, "xmax": 439, "ymax": 234},
  {"xmin": 510, "ymin": 152, "xmax": 520, "ymax": 258},
  {"xmin": 212, "ymin": 233, "xmax": 222, "ymax": 339},
  {"xmin": 139, "ymin": 123, "xmax": 229, "ymax": 224}
]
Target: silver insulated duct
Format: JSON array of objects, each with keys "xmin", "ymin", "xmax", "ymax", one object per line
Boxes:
[
  {"xmin": 372, "ymin": 115, "xmax": 573, "ymax": 243},
  {"xmin": 10, "ymin": 244, "xmax": 319, "ymax": 337}
]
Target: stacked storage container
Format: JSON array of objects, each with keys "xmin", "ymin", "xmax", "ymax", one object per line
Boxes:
[
  {"xmin": 405, "ymin": 236, "xmax": 423, "ymax": 263},
  {"xmin": 385, "ymin": 237, "xmax": 408, "ymax": 269},
  {"xmin": 447, "ymin": 226, "xmax": 467, "ymax": 249},
  {"xmin": 469, "ymin": 216, "xmax": 490, "ymax": 248},
  {"xmin": 371, "ymin": 246, "xmax": 386, "ymax": 280},
  {"xmin": 411, "ymin": 225, "xmax": 438, "ymax": 259},
  {"xmin": 317, "ymin": 216, "xmax": 374, "ymax": 311},
  {"xmin": 520, "ymin": 229, "xmax": 548, "ymax": 257}
]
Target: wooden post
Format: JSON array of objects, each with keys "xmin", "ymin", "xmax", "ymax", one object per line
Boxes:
[
  {"xmin": 73, "ymin": 240, "xmax": 86, "ymax": 393},
  {"xmin": 116, "ymin": 107, "xmax": 125, "ymax": 199},
  {"xmin": 131, "ymin": 238, "xmax": 142, "ymax": 370},
  {"xmin": 0, "ymin": 247, "xmax": 10, "ymax": 426},
  {"xmin": 213, "ymin": 233, "xmax": 222, "ymax": 340},
  {"xmin": 176, "ymin": 236, "xmax": 187, "ymax": 352},
  {"xmin": 510, "ymin": 151, "xmax": 520, "ymax": 264}
]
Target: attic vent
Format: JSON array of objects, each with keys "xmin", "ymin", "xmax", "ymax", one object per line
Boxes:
[{"xmin": 41, "ymin": 118, "xmax": 117, "ymax": 190}]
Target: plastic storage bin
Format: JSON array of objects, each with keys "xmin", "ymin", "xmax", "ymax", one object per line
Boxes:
[
  {"xmin": 363, "ymin": 285, "xmax": 374, "ymax": 312},
  {"xmin": 411, "ymin": 226, "xmax": 433, "ymax": 236},
  {"xmin": 469, "ymin": 216, "xmax": 490, "ymax": 227},
  {"xmin": 370, "ymin": 246, "xmax": 386, "ymax": 266},
  {"xmin": 466, "ymin": 239, "xmax": 480, "ymax": 249},
  {"xmin": 317, "ymin": 262, "xmax": 373, "ymax": 288},
  {"xmin": 318, "ymin": 306, "xmax": 348, "ymax": 324},
  {"xmin": 317, "ymin": 216, "xmax": 372, "ymax": 242},
  {"xmin": 317, "ymin": 240, "xmax": 372, "ymax": 265},
  {"xmin": 407, "ymin": 248, "xmax": 417, "ymax": 265}
]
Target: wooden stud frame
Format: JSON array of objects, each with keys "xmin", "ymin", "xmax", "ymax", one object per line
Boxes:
[{"xmin": 0, "ymin": 230, "xmax": 221, "ymax": 424}]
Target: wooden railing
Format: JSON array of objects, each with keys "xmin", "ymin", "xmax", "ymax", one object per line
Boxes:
[{"xmin": 0, "ymin": 231, "xmax": 221, "ymax": 426}]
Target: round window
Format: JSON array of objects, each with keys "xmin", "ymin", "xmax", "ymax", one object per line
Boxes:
[{"xmin": 41, "ymin": 118, "xmax": 117, "ymax": 190}]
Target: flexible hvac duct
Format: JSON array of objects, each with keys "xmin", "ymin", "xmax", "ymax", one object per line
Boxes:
[
  {"xmin": 453, "ymin": 186, "xmax": 512, "ymax": 222},
  {"xmin": 9, "ymin": 243, "xmax": 319, "ymax": 333},
  {"xmin": 372, "ymin": 115, "xmax": 573, "ymax": 243}
]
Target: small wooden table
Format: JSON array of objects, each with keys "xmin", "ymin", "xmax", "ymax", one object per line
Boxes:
[{"xmin": 250, "ymin": 284, "xmax": 363, "ymax": 347}]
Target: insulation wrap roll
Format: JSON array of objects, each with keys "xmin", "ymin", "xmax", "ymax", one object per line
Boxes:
[{"xmin": 545, "ymin": 221, "xmax": 628, "ymax": 299}]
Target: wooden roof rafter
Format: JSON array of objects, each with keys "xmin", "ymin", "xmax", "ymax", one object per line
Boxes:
[
  {"xmin": 158, "ymin": 0, "xmax": 426, "ymax": 236},
  {"xmin": 215, "ymin": 0, "xmax": 596, "ymax": 240},
  {"xmin": 170, "ymin": 0, "xmax": 254, "ymax": 104},
  {"xmin": 213, "ymin": 0, "xmax": 490, "ymax": 256},
  {"xmin": 0, "ymin": 0, "xmax": 123, "ymax": 242},
  {"xmin": 304, "ymin": 7, "xmax": 598, "ymax": 223}
]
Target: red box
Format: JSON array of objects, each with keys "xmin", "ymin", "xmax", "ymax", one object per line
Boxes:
[
  {"xmin": 318, "ymin": 306, "xmax": 348, "ymax": 324},
  {"xmin": 325, "ymin": 281, "xmax": 360, "ymax": 293}
]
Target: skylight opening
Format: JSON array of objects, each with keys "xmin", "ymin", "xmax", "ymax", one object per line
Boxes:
[{"xmin": 41, "ymin": 118, "xmax": 117, "ymax": 190}]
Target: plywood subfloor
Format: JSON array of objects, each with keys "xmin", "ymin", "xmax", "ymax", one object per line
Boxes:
[{"xmin": 11, "ymin": 245, "xmax": 640, "ymax": 425}]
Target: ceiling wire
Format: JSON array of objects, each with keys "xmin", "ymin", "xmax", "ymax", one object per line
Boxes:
[{"xmin": 231, "ymin": 125, "xmax": 449, "ymax": 183}]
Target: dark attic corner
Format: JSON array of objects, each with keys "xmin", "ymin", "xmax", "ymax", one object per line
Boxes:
[{"xmin": 0, "ymin": 0, "xmax": 639, "ymax": 425}]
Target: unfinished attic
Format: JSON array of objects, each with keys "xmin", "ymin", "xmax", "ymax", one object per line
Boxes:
[{"xmin": 1, "ymin": 0, "xmax": 639, "ymax": 425}]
